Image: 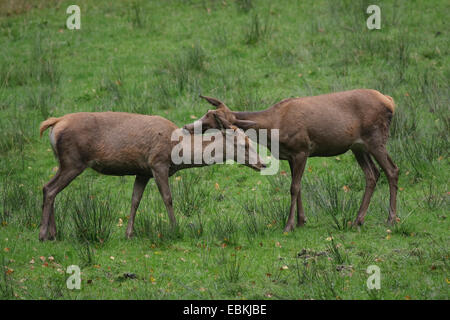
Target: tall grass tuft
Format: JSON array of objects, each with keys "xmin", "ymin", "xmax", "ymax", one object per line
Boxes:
[
  {"xmin": 30, "ymin": 32, "xmax": 60, "ymax": 87},
  {"xmin": 134, "ymin": 191, "xmax": 183, "ymax": 243},
  {"xmin": 25, "ymin": 85, "xmax": 55, "ymax": 119},
  {"xmin": 129, "ymin": 1, "xmax": 145, "ymax": 29},
  {"xmin": 0, "ymin": 117, "xmax": 32, "ymax": 156},
  {"xmin": 172, "ymin": 171, "xmax": 210, "ymax": 217},
  {"xmin": 210, "ymin": 211, "xmax": 240, "ymax": 245},
  {"xmin": 0, "ymin": 176, "xmax": 41, "ymax": 229},
  {"xmin": 244, "ymin": 13, "xmax": 272, "ymax": 45},
  {"xmin": 70, "ymin": 185, "xmax": 116, "ymax": 244},
  {"xmin": 304, "ymin": 173, "xmax": 358, "ymax": 230},
  {"xmin": 75, "ymin": 240, "xmax": 97, "ymax": 267},
  {"xmin": 222, "ymin": 253, "xmax": 242, "ymax": 283},
  {"xmin": 0, "ymin": 255, "xmax": 14, "ymax": 299},
  {"xmin": 240, "ymin": 198, "xmax": 267, "ymax": 239},
  {"xmin": 235, "ymin": 0, "xmax": 253, "ymax": 13}
]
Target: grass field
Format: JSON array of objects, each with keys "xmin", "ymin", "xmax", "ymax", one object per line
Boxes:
[{"xmin": 0, "ymin": 0, "xmax": 448, "ymax": 300}]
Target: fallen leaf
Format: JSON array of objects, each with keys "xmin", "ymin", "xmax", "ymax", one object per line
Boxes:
[{"xmin": 214, "ymin": 183, "xmax": 220, "ymax": 190}]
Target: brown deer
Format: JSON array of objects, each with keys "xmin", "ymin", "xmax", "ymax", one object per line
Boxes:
[
  {"xmin": 39, "ymin": 112, "xmax": 265, "ymax": 241},
  {"xmin": 183, "ymin": 89, "xmax": 399, "ymax": 232}
]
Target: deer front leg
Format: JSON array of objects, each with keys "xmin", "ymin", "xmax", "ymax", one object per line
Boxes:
[
  {"xmin": 284, "ymin": 153, "xmax": 308, "ymax": 232},
  {"xmin": 125, "ymin": 175, "xmax": 150, "ymax": 239},
  {"xmin": 151, "ymin": 166, "xmax": 177, "ymax": 228}
]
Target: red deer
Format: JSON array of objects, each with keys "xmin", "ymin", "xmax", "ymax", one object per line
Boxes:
[
  {"xmin": 39, "ymin": 112, "xmax": 265, "ymax": 241},
  {"xmin": 183, "ymin": 89, "xmax": 399, "ymax": 232}
]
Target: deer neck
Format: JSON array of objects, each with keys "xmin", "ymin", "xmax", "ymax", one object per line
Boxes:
[
  {"xmin": 172, "ymin": 134, "xmax": 230, "ymax": 171},
  {"xmin": 232, "ymin": 109, "xmax": 278, "ymax": 145}
]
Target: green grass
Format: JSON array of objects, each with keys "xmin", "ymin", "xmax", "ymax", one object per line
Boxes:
[{"xmin": 0, "ymin": 0, "xmax": 448, "ymax": 300}]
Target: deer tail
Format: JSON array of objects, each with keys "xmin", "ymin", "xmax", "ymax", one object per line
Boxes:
[{"xmin": 39, "ymin": 117, "xmax": 61, "ymax": 138}]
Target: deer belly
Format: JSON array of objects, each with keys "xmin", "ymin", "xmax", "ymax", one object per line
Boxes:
[
  {"xmin": 309, "ymin": 136, "xmax": 360, "ymax": 157},
  {"xmin": 88, "ymin": 159, "xmax": 148, "ymax": 176}
]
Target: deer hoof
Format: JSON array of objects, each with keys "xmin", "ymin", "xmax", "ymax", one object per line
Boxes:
[
  {"xmin": 125, "ymin": 231, "xmax": 134, "ymax": 239},
  {"xmin": 387, "ymin": 217, "xmax": 396, "ymax": 225},
  {"xmin": 283, "ymin": 224, "xmax": 295, "ymax": 232},
  {"xmin": 353, "ymin": 219, "xmax": 364, "ymax": 227}
]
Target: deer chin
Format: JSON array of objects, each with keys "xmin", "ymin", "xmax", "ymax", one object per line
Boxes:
[
  {"xmin": 248, "ymin": 162, "xmax": 267, "ymax": 172},
  {"xmin": 182, "ymin": 124, "xmax": 195, "ymax": 133}
]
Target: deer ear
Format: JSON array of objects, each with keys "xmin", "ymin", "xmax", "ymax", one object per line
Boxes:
[
  {"xmin": 234, "ymin": 119, "xmax": 257, "ymax": 130},
  {"xmin": 213, "ymin": 113, "xmax": 232, "ymax": 130},
  {"xmin": 199, "ymin": 95, "xmax": 227, "ymax": 109}
]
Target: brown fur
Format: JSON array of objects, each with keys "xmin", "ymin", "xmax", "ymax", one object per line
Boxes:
[
  {"xmin": 39, "ymin": 117, "xmax": 61, "ymax": 137},
  {"xmin": 38, "ymin": 112, "xmax": 265, "ymax": 241},
  {"xmin": 184, "ymin": 89, "xmax": 399, "ymax": 231}
]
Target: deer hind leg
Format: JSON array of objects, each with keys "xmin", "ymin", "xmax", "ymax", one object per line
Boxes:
[
  {"xmin": 284, "ymin": 152, "xmax": 308, "ymax": 232},
  {"xmin": 352, "ymin": 149, "xmax": 380, "ymax": 226},
  {"xmin": 368, "ymin": 146, "xmax": 399, "ymax": 224},
  {"xmin": 40, "ymin": 165, "xmax": 85, "ymax": 241},
  {"xmin": 289, "ymin": 161, "xmax": 307, "ymax": 227},
  {"xmin": 125, "ymin": 175, "xmax": 150, "ymax": 239}
]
